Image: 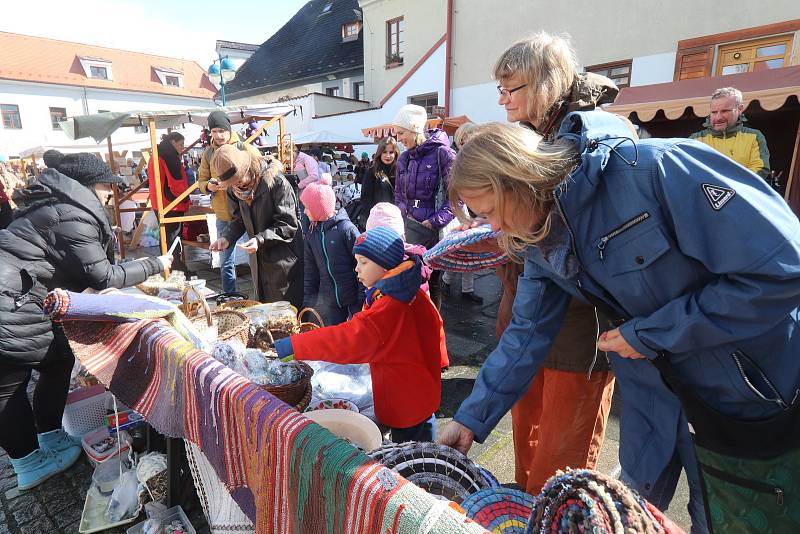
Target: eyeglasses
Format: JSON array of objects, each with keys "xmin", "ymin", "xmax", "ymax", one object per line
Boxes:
[{"xmin": 497, "ymin": 83, "xmax": 527, "ymax": 98}]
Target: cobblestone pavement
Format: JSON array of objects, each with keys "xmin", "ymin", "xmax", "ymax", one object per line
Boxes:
[{"xmin": 0, "ymin": 249, "xmax": 690, "ymax": 532}]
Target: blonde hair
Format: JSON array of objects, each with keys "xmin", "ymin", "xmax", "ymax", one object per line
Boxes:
[
  {"xmin": 493, "ymin": 32, "xmax": 578, "ymax": 127},
  {"xmin": 453, "ymin": 122, "xmax": 478, "ymax": 149},
  {"xmin": 449, "ymin": 122, "xmax": 579, "ymax": 258}
]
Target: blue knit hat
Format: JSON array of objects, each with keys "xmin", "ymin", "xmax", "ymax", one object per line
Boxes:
[{"xmin": 353, "ymin": 227, "xmax": 404, "ymax": 270}]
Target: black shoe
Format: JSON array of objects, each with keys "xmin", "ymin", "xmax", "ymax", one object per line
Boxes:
[
  {"xmin": 461, "ymin": 291, "xmax": 483, "ymax": 304},
  {"xmin": 441, "ymin": 281, "xmax": 451, "ymax": 297}
]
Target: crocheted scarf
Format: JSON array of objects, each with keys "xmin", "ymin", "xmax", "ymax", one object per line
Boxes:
[{"xmin": 49, "ymin": 290, "xmax": 489, "ymax": 534}]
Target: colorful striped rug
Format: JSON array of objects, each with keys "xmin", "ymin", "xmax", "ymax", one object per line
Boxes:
[{"xmin": 51, "ymin": 290, "xmax": 488, "ymax": 534}]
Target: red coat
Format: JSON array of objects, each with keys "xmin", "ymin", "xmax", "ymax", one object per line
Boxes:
[
  {"xmin": 289, "ymin": 288, "xmax": 445, "ymax": 428},
  {"xmin": 147, "ymin": 157, "xmax": 189, "ymax": 213}
]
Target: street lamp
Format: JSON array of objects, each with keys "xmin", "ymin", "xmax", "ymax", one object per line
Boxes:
[{"xmin": 208, "ymin": 55, "xmax": 237, "ymax": 105}]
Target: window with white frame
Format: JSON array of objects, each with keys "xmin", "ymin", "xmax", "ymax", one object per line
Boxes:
[
  {"xmin": 408, "ymin": 93, "xmax": 438, "ymax": 117},
  {"xmin": 342, "ymin": 21, "xmax": 361, "ymax": 42},
  {"xmin": 386, "ymin": 17, "xmax": 404, "ymax": 64},
  {"xmin": 353, "ymin": 81, "xmax": 365, "ymax": 101},
  {"xmin": 90, "ymin": 66, "xmax": 108, "ymax": 79},
  {"xmin": 326, "ymin": 87, "xmax": 341, "ymax": 97},
  {"xmin": 78, "ymin": 56, "xmax": 113, "ymax": 81}
]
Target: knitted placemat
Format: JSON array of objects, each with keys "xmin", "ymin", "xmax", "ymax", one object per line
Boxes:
[
  {"xmin": 423, "ymin": 224, "xmax": 509, "ymax": 272},
  {"xmin": 461, "ymin": 487, "xmax": 536, "ymax": 534}
]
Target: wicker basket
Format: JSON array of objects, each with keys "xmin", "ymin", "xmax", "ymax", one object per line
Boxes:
[
  {"xmin": 136, "ymin": 271, "xmax": 186, "ymax": 297},
  {"xmin": 297, "ymin": 307, "xmax": 324, "ymax": 333},
  {"xmin": 259, "ymin": 360, "xmax": 314, "ymax": 409},
  {"xmin": 218, "ymin": 300, "xmax": 261, "ymax": 311},
  {"xmin": 190, "ymin": 307, "xmax": 250, "ymax": 346}
]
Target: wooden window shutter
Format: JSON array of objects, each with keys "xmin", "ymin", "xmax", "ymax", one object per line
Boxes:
[{"xmin": 674, "ymin": 45, "xmax": 713, "ymax": 81}]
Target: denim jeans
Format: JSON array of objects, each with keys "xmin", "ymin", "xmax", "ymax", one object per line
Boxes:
[
  {"xmin": 622, "ymin": 414, "xmax": 709, "ymax": 534},
  {"xmin": 215, "ymin": 219, "xmax": 239, "ymax": 294}
]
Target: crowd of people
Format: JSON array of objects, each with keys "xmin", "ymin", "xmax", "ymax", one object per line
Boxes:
[{"xmin": 0, "ymin": 29, "xmax": 797, "ymax": 534}]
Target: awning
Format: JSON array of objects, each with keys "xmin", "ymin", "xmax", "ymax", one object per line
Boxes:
[
  {"xmin": 19, "ymin": 138, "xmax": 150, "ymax": 159},
  {"xmin": 60, "ymin": 104, "xmax": 299, "ymax": 143},
  {"xmin": 605, "ymin": 65, "xmax": 800, "ymax": 121},
  {"xmin": 362, "ymin": 115, "xmax": 472, "ymax": 138},
  {"xmin": 267, "ymin": 129, "xmax": 373, "ymax": 147}
]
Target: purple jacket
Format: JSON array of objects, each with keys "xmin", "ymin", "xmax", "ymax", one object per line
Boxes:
[{"xmin": 395, "ymin": 129, "xmax": 456, "ymax": 229}]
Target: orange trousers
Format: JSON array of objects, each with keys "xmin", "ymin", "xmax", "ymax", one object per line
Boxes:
[{"xmin": 511, "ymin": 368, "xmax": 615, "ymax": 495}]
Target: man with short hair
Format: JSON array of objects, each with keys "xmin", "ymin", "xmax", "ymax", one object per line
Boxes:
[{"xmin": 690, "ymin": 87, "xmax": 771, "ymax": 179}]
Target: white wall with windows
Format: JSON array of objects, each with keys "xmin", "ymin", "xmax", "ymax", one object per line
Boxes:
[{"xmin": 0, "ymin": 80, "xmax": 213, "ymax": 158}]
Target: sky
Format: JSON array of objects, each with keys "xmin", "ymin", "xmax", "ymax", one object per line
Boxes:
[{"xmin": 0, "ymin": 0, "xmax": 309, "ymax": 67}]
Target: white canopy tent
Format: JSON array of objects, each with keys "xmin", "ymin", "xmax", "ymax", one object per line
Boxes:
[
  {"xmin": 266, "ymin": 129, "xmax": 373, "ymax": 147},
  {"xmin": 19, "ymin": 138, "xmax": 150, "ymax": 159}
]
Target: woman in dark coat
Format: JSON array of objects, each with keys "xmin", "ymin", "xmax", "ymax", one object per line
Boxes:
[
  {"xmin": 358, "ymin": 137, "xmax": 399, "ymax": 230},
  {"xmin": 0, "ymin": 152, "xmax": 171, "ymax": 490},
  {"xmin": 209, "ymin": 144, "xmax": 303, "ymax": 308}
]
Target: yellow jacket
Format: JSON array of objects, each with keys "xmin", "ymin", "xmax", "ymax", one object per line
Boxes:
[
  {"xmin": 197, "ymin": 131, "xmax": 262, "ymax": 221},
  {"xmin": 690, "ymin": 116, "xmax": 770, "ymax": 179}
]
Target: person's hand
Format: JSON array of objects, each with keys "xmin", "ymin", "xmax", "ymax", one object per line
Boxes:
[
  {"xmin": 207, "ymin": 180, "xmax": 222, "ymax": 192},
  {"xmin": 238, "ymin": 238, "xmax": 260, "ymax": 254},
  {"xmin": 597, "ymin": 328, "xmax": 645, "ymax": 359},
  {"xmin": 209, "ymin": 237, "xmax": 230, "ymax": 252},
  {"xmin": 438, "ymin": 421, "xmax": 475, "ymax": 455},
  {"xmin": 157, "ymin": 254, "xmax": 174, "ymax": 271},
  {"xmin": 421, "ymin": 220, "xmax": 433, "ymax": 229},
  {"xmin": 458, "ymin": 217, "xmax": 487, "ymax": 232}
]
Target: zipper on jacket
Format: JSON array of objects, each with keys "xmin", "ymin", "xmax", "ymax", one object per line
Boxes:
[
  {"xmin": 701, "ymin": 463, "xmax": 785, "ymax": 505},
  {"xmin": 320, "ymin": 227, "xmax": 342, "ymax": 307},
  {"xmin": 731, "ymin": 349, "xmax": 787, "ymax": 410},
  {"xmin": 597, "ymin": 212, "xmax": 650, "ymax": 260}
]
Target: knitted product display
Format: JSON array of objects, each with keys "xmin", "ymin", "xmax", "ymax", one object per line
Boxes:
[
  {"xmin": 461, "ymin": 487, "xmax": 536, "ymax": 534},
  {"xmin": 371, "ymin": 442, "xmax": 498, "ymax": 504},
  {"xmin": 423, "ymin": 224, "xmax": 509, "ymax": 272},
  {"xmin": 49, "ymin": 290, "xmax": 490, "ymax": 534},
  {"xmin": 525, "ymin": 469, "xmax": 686, "ymax": 534}
]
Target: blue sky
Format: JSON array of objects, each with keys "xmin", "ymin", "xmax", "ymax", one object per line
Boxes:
[{"xmin": 0, "ymin": 0, "xmax": 309, "ymax": 66}]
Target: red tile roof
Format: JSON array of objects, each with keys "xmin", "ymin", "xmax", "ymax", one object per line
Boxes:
[{"xmin": 0, "ymin": 32, "xmax": 217, "ymax": 99}]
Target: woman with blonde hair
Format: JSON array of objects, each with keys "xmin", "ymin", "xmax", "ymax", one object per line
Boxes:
[
  {"xmin": 458, "ymin": 31, "xmax": 619, "ymax": 499},
  {"xmin": 441, "ymin": 114, "xmax": 800, "ymax": 533}
]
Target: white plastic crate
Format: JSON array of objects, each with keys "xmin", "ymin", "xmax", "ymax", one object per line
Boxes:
[{"xmin": 63, "ymin": 385, "xmax": 110, "ymax": 438}]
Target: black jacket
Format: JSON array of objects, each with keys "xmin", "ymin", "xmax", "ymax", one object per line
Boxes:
[
  {"xmin": 0, "ymin": 170, "xmax": 162, "ymax": 366},
  {"xmin": 303, "ymin": 208, "xmax": 362, "ymax": 310},
  {"xmin": 223, "ymin": 158, "xmax": 304, "ymax": 308},
  {"xmin": 358, "ymin": 165, "xmax": 395, "ymax": 229}
]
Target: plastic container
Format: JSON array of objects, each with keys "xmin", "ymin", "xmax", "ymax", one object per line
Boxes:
[
  {"xmin": 126, "ymin": 506, "xmax": 195, "ymax": 534},
  {"xmin": 82, "ymin": 427, "xmax": 132, "ymax": 466},
  {"xmin": 266, "ymin": 301, "xmax": 298, "ymax": 339},
  {"xmin": 92, "ymin": 455, "xmax": 128, "ymax": 494},
  {"xmin": 63, "ymin": 385, "xmax": 109, "ymax": 438}
]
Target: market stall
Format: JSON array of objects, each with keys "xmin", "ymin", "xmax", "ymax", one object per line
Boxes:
[
  {"xmin": 59, "ymin": 105, "xmax": 299, "ymax": 259},
  {"xmin": 361, "ymin": 115, "xmax": 473, "ymax": 141},
  {"xmin": 605, "ymin": 65, "xmax": 800, "ymax": 216}
]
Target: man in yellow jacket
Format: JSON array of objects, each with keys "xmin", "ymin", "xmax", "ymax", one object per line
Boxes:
[
  {"xmin": 690, "ymin": 86, "xmax": 771, "ymax": 180},
  {"xmin": 198, "ymin": 111, "xmax": 261, "ymax": 293}
]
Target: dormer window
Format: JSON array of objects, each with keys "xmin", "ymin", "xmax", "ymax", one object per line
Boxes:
[
  {"xmin": 321, "ymin": 2, "xmax": 333, "ymax": 14},
  {"xmin": 154, "ymin": 67, "xmax": 184, "ymax": 88},
  {"xmin": 78, "ymin": 56, "xmax": 113, "ymax": 81},
  {"xmin": 342, "ymin": 21, "xmax": 361, "ymax": 43}
]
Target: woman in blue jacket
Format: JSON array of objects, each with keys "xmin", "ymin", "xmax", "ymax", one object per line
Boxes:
[{"xmin": 439, "ymin": 112, "xmax": 800, "ymax": 533}]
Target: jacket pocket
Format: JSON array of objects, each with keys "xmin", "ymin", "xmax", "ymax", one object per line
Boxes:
[
  {"xmin": 602, "ymin": 226, "xmax": 671, "ymax": 276},
  {"xmin": 731, "ymin": 349, "xmax": 788, "ymax": 410},
  {"xmin": 597, "ymin": 211, "xmax": 650, "ymax": 260}
]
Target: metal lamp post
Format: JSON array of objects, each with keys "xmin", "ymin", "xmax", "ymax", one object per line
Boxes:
[{"xmin": 207, "ymin": 55, "xmax": 237, "ymax": 105}]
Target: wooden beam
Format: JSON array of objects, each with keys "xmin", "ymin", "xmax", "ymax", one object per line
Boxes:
[
  {"xmin": 149, "ymin": 118, "xmax": 167, "ymax": 264},
  {"xmin": 163, "ymin": 181, "xmax": 199, "ymax": 214},
  {"xmin": 160, "ymin": 214, "xmax": 208, "ymax": 224},
  {"xmin": 245, "ymin": 115, "xmax": 280, "ymax": 145},
  {"xmin": 118, "ymin": 179, "xmax": 148, "ymax": 204},
  {"xmin": 784, "ymin": 123, "xmax": 800, "ymax": 203}
]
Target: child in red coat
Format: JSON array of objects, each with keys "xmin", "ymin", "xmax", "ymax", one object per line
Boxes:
[{"xmin": 275, "ymin": 226, "xmax": 446, "ymax": 442}]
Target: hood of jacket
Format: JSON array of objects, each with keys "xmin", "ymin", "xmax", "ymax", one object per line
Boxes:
[
  {"xmin": 13, "ymin": 169, "xmax": 113, "ymax": 242},
  {"xmin": 405, "ymin": 129, "xmax": 451, "ymax": 160},
  {"xmin": 316, "ymin": 207, "xmax": 351, "ymax": 231},
  {"xmin": 699, "ymin": 113, "xmax": 747, "ymax": 138},
  {"xmin": 370, "ymin": 256, "xmax": 423, "ymax": 304}
]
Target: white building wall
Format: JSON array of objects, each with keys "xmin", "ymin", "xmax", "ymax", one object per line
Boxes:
[
  {"xmin": 0, "ymin": 80, "xmax": 213, "ymax": 157},
  {"xmin": 629, "ymin": 52, "xmax": 679, "ymax": 87}
]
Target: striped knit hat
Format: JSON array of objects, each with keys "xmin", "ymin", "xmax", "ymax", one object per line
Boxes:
[{"xmin": 353, "ymin": 227, "xmax": 404, "ymax": 270}]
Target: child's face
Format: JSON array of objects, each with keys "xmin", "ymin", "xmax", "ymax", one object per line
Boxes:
[{"xmin": 354, "ymin": 254, "xmax": 387, "ymax": 288}]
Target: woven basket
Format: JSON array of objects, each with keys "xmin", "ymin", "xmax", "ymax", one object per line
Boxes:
[
  {"xmin": 136, "ymin": 271, "xmax": 187, "ymax": 296},
  {"xmin": 218, "ymin": 299, "xmax": 261, "ymax": 311},
  {"xmin": 297, "ymin": 307, "xmax": 324, "ymax": 333},
  {"xmin": 461, "ymin": 487, "xmax": 535, "ymax": 534},
  {"xmin": 259, "ymin": 360, "xmax": 314, "ymax": 409},
  {"xmin": 190, "ymin": 308, "xmax": 250, "ymax": 346}
]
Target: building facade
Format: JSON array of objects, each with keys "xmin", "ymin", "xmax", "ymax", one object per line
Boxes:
[{"xmin": 0, "ymin": 32, "xmax": 216, "ymax": 159}]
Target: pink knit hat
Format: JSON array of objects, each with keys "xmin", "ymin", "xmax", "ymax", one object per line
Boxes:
[
  {"xmin": 366, "ymin": 202, "xmax": 405, "ymax": 238},
  {"xmin": 300, "ymin": 173, "xmax": 336, "ymax": 221}
]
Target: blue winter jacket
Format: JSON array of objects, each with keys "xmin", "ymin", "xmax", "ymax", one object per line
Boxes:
[
  {"xmin": 303, "ymin": 208, "xmax": 363, "ymax": 309},
  {"xmin": 454, "ymin": 110, "xmax": 800, "ymax": 492}
]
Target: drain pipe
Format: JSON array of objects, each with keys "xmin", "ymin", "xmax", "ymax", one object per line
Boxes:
[{"xmin": 444, "ymin": 0, "xmax": 454, "ymax": 117}]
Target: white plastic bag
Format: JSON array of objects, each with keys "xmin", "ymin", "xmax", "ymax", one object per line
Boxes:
[{"xmin": 106, "ymin": 469, "xmax": 140, "ymax": 522}]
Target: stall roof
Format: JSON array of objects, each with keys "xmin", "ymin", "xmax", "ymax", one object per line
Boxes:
[
  {"xmin": 362, "ymin": 116, "xmax": 472, "ymax": 138},
  {"xmin": 605, "ymin": 66, "xmax": 800, "ymax": 121},
  {"xmin": 269, "ymin": 129, "xmax": 372, "ymax": 147},
  {"xmin": 60, "ymin": 104, "xmax": 299, "ymax": 143},
  {"xmin": 19, "ymin": 138, "xmax": 149, "ymax": 159}
]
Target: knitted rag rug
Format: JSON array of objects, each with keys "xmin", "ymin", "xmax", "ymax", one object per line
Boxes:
[
  {"xmin": 46, "ymin": 290, "xmax": 489, "ymax": 534},
  {"xmin": 525, "ymin": 469, "xmax": 686, "ymax": 534}
]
